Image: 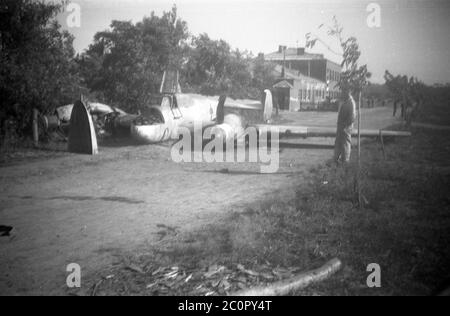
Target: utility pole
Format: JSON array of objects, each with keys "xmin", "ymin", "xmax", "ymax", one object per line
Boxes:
[
  {"xmin": 32, "ymin": 109, "xmax": 39, "ymax": 148},
  {"xmin": 357, "ymin": 91, "xmax": 362, "ymax": 207}
]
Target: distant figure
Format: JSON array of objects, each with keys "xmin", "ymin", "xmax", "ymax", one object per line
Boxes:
[
  {"xmin": 405, "ymin": 106, "xmax": 413, "ymax": 128},
  {"xmin": 334, "ymin": 90, "xmax": 356, "ymax": 164},
  {"xmin": 393, "ymin": 100, "xmax": 399, "ymax": 117},
  {"xmin": 401, "ymin": 101, "xmax": 406, "ymax": 119},
  {"xmin": 273, "ymin": 94, "xmax": 280, "ymax": 116},
  {"xmin": 405, "ymin": 100, "xmax": 418, "ymax": 128}
]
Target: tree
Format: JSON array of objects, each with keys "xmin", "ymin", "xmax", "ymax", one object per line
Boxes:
[
  {"xmin": 363, "ymin": 83, "xmax": 390, "ymax": 101},
  {"xmin": 181, "ymin": 34, "xmax": 273, "ymax": 99},
  {"xmin": 384, "ymin": 70, "xmax": 430, "ymax": 122},
  {"xmin": 78, "ymin": 5, "xmax": 273, "ymax": 110},
  {"xmin": 307, "ymin": 17, "xmax": 371, "ymax": 96},
  {"xmin": 78, "ymin": 5, "xmax": 188, "ymax": 113},
  {"xmin": 0, "ymin": 0, "xmax": 82, "ymax": 137},
  {"xmin": 251, "ymin": 54, "xmax": 276, "ymax": 93},
  {"xmin": 306, "ymin": 16, "xmax": 371, "ymax": 207},
  {"xmin": 80, "ymin": 6, "xmax": 274, "ymax": 109}
]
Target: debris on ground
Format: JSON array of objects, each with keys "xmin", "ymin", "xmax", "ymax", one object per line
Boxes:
[
  {"xmin": 84, "ymin": 256, "xmax": 340, "ymax": 296},
  {"xmin": 0, "ymin": 226, "xmax": 13, "ymax": 237}
]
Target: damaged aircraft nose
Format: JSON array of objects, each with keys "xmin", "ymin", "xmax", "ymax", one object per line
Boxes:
[
  {"xmin": 131, "ymin": 123, "xmax": 171, "ymax": 143},
  {"xmin": 131, "ymin": 107, "xmax": 171, "ymax": 143},
  {"xmin": 210, "ymin": 113, "xmax": 245, "ymax": 141}
]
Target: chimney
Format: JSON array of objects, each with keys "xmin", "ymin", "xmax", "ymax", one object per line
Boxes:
[{"xmin": 297, "ymin": 47, "xmax": 305, "ymax": 55}]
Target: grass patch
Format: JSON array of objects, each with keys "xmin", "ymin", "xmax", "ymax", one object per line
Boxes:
[
  {"xmin": 194, "ymin": 128, "xmax": 450, "ymax": 295},
  {"xmin": 82, "ymin": 128, "xmax": 450, "ymax": 296}
]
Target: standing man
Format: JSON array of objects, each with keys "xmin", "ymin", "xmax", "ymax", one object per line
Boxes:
[{"xmin": 334, "ymin": 89, "xmax": 357, "ymax": 164}]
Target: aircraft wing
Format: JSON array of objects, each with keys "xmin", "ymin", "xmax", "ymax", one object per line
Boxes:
[
  {"xmin": 224, "ymin": 99, "xmax": 262, "ymax": 111},
  {"xmin": 55, "ymin": 102, "xmax": 127, "ymax": 122},
  {"xmin": 252, "ymin": 124, "xmax": 412, "ymax": 138}
]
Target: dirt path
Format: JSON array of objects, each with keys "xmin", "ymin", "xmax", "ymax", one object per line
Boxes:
[{"xmin": 0, "ymin": 106, "xmax": 400, "ymax": 295}]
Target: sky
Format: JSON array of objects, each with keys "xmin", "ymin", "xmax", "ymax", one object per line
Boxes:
[{"xmin": 55, "ymin": 0, "xmax": 450, "ymax": 84}]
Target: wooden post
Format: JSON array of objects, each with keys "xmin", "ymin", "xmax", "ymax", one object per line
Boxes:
[
  {"xmin": 379, "ymin": 130, "xmax": 386, "ymax": 160},
  {"xmin": 357, "ymin": 91, "xmax": 362, "ymax": 207},
  {"xmin": 32, "ymin": 108, "xmax": 39, "ymax": 148},
  {"xmin": 358, "ymin": 92, "xmax": 361, "ymax": 161}
]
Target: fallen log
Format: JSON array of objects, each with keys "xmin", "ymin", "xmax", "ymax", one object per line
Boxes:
[{"xmin": 231, "ymin": 258, "xmax": 342, "ymax": 296}]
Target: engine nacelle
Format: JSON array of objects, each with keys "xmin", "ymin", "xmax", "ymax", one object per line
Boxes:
[
  {"xmin": 210, "ymin": 113, "xmax": 245, "ymax": 142},
  {"xmin": 130, "ymin": 105, "xmax": 175, "ymax": 144},
  {"xmin": 131, "ymin": 123, "xmax": 172, "ymax": 143}
]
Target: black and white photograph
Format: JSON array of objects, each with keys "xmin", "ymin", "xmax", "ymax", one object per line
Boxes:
[{"xmin": 1, "ymin": 0, "xmax": 450, "ymax": 298}]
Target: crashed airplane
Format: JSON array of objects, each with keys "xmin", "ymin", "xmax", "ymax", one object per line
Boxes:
[{"xmin": 34, "ymin": 70, "xmax": 410, "ymax": 155}]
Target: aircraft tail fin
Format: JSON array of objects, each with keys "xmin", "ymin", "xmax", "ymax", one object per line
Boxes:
[
  {"xmin": 263, "ymin": 89, "xmax": 274, "ymax": 122},
  {"xmin": 216, "ymin": 95, "xmax": 226, "ymax": 124},
  {"xmin": 68, "ymin": 100, "xmax": 98, "ymax": 155}
]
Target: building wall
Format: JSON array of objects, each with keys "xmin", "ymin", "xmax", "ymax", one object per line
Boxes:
[
  {"xmin": 267, "ymin": 47, "xmax": 342, "ymax": 111},
  {"xmin": 272, "ymin": 58, "xmax": 342, "ymax": 101},
  {"xmin": 287, "ymin": 78, "xmax": 327, "ymax": 111},
  {"xmin": 282, "ymin": 60, "xmax": 340, "ymax": 83}
]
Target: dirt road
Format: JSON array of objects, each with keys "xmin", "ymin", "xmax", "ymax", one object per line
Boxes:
[{"xmin": 0, "ymin": 106, "xmax": 400, "ymax": 295}]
